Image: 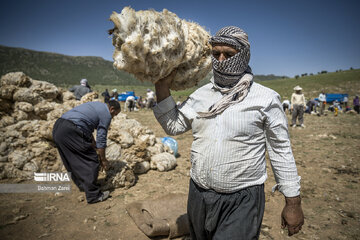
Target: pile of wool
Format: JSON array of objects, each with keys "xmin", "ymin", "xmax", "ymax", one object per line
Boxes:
[
  {"xmin": 0, "ymin": 72, "xmax": 177, "ymax": 189},
  {"xmin": 79, "ymin": 92, "xmax": 100, "ymax": 104},
  {"xmin": 104, "ymin": 113, "xmax": 177, "ymax": 187},
  {"xmin": 0, "ymin": 72, "xmax": 63, "ymax": 179},
  {"xmin": 109, "ymin": 6, "xmax": 212, "ymax": 90}
]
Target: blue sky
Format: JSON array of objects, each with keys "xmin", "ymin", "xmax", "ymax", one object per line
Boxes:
[{"xmin": 0, "ymin": 0, "xmax": 359, "ymax": 77}]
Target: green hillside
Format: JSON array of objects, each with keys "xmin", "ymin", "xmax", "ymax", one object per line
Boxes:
[
  {"xmin": 259, "ymin": 69, "xmax": 360, "ymax": 100},
  {"xmin": 0, "ymin": 45, "xmax": 285, "ymax": 88},
  {"xmin": 0, "ymin": 45, "xmax": 150, "ymax": 87}
]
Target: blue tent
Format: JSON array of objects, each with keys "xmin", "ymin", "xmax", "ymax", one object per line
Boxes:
[
  {"xmin": 315, "ymin": 93, "xmax": 348, "ymax": 103},
  {"xmin": 117, "ymin": 91, "xmax": 139, "ymax": 102}
]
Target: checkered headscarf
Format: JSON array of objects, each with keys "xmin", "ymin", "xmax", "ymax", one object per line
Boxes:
[
  {"xmin": 198, "ymin": 26, "xmax": 253, "ymax": 118},
  {"xmin": 209, "ymin": 26, "xmax": 251, "ymax": 86}
]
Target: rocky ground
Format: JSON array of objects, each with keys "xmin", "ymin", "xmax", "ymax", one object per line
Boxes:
[{"xmin": 0, "ymin": 108, "xmax": 359, "ymax": 240}]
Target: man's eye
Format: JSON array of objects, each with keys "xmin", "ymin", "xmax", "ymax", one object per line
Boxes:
[
  {"xmin": 224, "ymin": 52, "xmax": 236, "ymax": 58},
  {"xmin": 212, "ymin": 52, "xmax": 220, "ymax": 57}
]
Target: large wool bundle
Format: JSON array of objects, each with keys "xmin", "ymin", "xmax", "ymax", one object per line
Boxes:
[
  {"xmin": 104, "ymin": 161, "xmax": 136, "ymax": 189},
  {"xmin": 79, "ymin": 92, "xmax": 99, "ymax": 104},
  {"xmin": 109, "ymin": 7, "xmax": 212, "ymax": 90}
]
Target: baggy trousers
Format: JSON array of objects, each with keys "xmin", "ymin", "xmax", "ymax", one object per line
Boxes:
[
  {"xmin": 187, "ymin": 179, "xmax": 265, "ymax": 240},
  {"xmin": 319, "ymin": 102, "xmax": 325, "ymax": 115},
  {"xmin": 52, "ymin": 118, "xmax": 101, "ymax": 203},
  {"xmin": 292, "ymin": 104, "xmax": 304, "ymax": 125}
]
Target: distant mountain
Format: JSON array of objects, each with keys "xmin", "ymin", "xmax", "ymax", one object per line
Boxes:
[
  {"xmin": 253, "ymin": 74, "xmax": 288, "ymax": 82},
  {"xmin": 0, "ymin": 45, "xmax": 286, "ymax": 87},
  {"xmin": 0, "ymin": 45, "xmax": 149, "ymax": 87}
]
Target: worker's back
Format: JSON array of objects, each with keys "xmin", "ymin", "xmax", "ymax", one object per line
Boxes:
[{"xmin": 69, "ymin": 85, "xmax": 91, "ymax": 100}]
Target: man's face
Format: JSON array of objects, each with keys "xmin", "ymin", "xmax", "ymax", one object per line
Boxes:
[
  {"xmin": 212, "ymin": 45, "xmax": 239, "ymax": 62},
  {"xmin": 109, "ymin": 107, "xmax": 120, "ymax": 118}
]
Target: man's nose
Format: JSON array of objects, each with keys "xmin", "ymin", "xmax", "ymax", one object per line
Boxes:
[{"xmin": 218, "ymin": 53, "xmax": 226, "ymax": 61}]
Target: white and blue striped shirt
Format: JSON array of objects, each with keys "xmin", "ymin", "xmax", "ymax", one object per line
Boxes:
[{"xmin": 153, "ymin": 82, "xmax": 301, "ymax": 197}]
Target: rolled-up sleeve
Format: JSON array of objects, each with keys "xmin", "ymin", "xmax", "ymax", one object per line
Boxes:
[
  {"xmin": 153, "ymin": 96, "xmax": 192, "ymax": 136},
  {"xmin": 264, "ymin": 93, "xmax": 301, "ymax": 197}
]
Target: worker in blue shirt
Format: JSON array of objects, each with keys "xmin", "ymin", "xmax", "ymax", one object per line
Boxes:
[{"xmin": 52, "ymin": 100, "xmax": 121, "ymax": 203}]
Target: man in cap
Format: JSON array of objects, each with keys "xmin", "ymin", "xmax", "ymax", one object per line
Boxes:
[
  {"xmin": 52, "ymin": 100, "xmax": 121, "ymax": 203},
  {"xmin": 318, "ymin": 90, "xmax": 326, "ymax": 116},
  {"xmin": 69, "ymin": 78, "xmax": 92, "ymax": 100},
  {"xmin": 282, "ymin": 98, "xmax": 291, "ymax": 114},
  {"xmin": 291, "ymin": 86, "xmax": 306, "ymax": 127},
  {"xmin": 125, "ymin": 95, "xmax": 136, "ymax": 112},
  {"xmin": 146, "ymin": 88, "xmax": 155, "ymax": 109},
  {"xmin": 153, "ymin": 26, "xmax": 304, "ymax": 239},
  {"xmin": 110, "ymin": 89, "xmax": 119, "ymax": 101},
  {"xmin": 354, "ymin": 95, "xmax": 360, "ymax": 114}
]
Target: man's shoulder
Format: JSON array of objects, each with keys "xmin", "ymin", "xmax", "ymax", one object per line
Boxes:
[
  {"xmin": 190, "ymin": 83, "xmax": 213, "ymax": 97},
  {"xmin": 89, "ymin": 101, "xmax": 111, "ymax": 118},
  {"xmin": 251, "ymin": 82, "xmax": 280, "ymax": 98},
  {"xmin": 83, "ymin": 101, "xmax": 107, "ymax": 108},
  {"xmin": 69, "ymin": 85, "xmax": 80, "ymax": 90},
  {"xmin": 79, "ymin": 85, "xmax": 90, "ymax": 90}
]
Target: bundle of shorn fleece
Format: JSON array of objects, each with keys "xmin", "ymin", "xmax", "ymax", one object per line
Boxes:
[
  {"xmin": 126, "ymin": 193, "xmax": 189, "ymax": 239},
  {"xmin": 109, "ymin": 7, "xmax": 212, "ymax": 90}
]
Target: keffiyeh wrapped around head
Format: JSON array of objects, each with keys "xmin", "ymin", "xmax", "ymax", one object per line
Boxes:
[
  {"xmin": 209, "ymin": 26, "xmax": 251, "ymax": 86},
  {"xmin": 198, "ymin": 26, "xmax": 253, "ymax": 118}
]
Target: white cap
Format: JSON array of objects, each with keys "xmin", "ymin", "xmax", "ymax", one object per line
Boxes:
[{"xmin": 80, "ymin": 78, "xmax": 88, "ymax": 86}]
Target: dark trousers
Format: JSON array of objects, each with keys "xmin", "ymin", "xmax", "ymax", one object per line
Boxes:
[
  {"xmin": 127, "ymin": 100, "xmax": 135, "ymax": 112},
  {"xmin": 146, "ymin": 99, "xmax": 155, "ymax": 109},
  {"xmin": 292, "ymin": 104, "xmax": 304, "ymax": 125},
  {"xmin": 52, "ymin": 118, "xmax": 101, "ymax": 203},
  {"xmin": 319, "ymin": 102, "xmax": 325, "ymax": 115},
  {"xmin": 355, "ymin": 105, "xmax": 360, "ymax": 114},
  {"xmin": 187, "ymin": 179, "xmax": 265, "ymax": 240}
]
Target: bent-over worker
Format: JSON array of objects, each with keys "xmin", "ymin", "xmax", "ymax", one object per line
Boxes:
[{"xmin": 52, "ymin": 100, "xmax": 120, "ymax": 203}]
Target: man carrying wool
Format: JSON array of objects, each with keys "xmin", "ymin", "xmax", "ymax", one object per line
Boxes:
[{"xmin": 153, "ymin": 26, "xmax": 304, "ymax": 239}]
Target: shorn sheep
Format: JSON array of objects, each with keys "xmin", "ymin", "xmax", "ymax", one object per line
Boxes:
[{"xmin": 109, "ymin": 7, "xmax": 212, "ymax": 90}]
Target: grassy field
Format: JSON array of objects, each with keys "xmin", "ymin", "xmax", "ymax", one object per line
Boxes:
[
  {"xmin": 91, "ymin": 84, "xmax": 199, "ymax": 102},
  {"xmin": 91, "ymin": 69, "xmax": 360, "ymax": 103},
  {"xmin": 260, "ymin": 69, "xmax": 360, "ymax": 100}
]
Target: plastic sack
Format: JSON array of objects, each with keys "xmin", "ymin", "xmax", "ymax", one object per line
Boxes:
[{"xmin": 161, "ymin": 137, "xmax": 178, "ymax": 157}]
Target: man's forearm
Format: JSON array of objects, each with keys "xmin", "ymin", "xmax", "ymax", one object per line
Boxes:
[
  {"xmin": 97, "ymin": 148, "xmax": 106, "ymax": 162},
  {"xmin": 285, "ymin": 195, "xmax": 301, "ymax": 205},
  {"xmin": 155, "ymin": 81, "xmax": 171, "ymax": 103},
  {"xmin": 154, "ymin": 70, "xmax": 176, "ymax": 103},
  {"xmin": 97, "ymin": 148, "xmax": 110, "ymax": 171}
]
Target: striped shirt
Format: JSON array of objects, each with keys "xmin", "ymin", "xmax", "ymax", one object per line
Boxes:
[{"xmin": 153, "ymin": 82, "xmax": 301, "ymax": 197}]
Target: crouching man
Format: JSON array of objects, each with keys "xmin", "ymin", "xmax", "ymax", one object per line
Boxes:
[{"xmin": 52, "ymin": 100, "xmax": 120, "ymax": 203}]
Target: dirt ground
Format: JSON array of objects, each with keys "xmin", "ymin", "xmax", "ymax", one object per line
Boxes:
[{"xmin": 0, "ymin": 108, "xmax": 359, "ymax": 240}]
